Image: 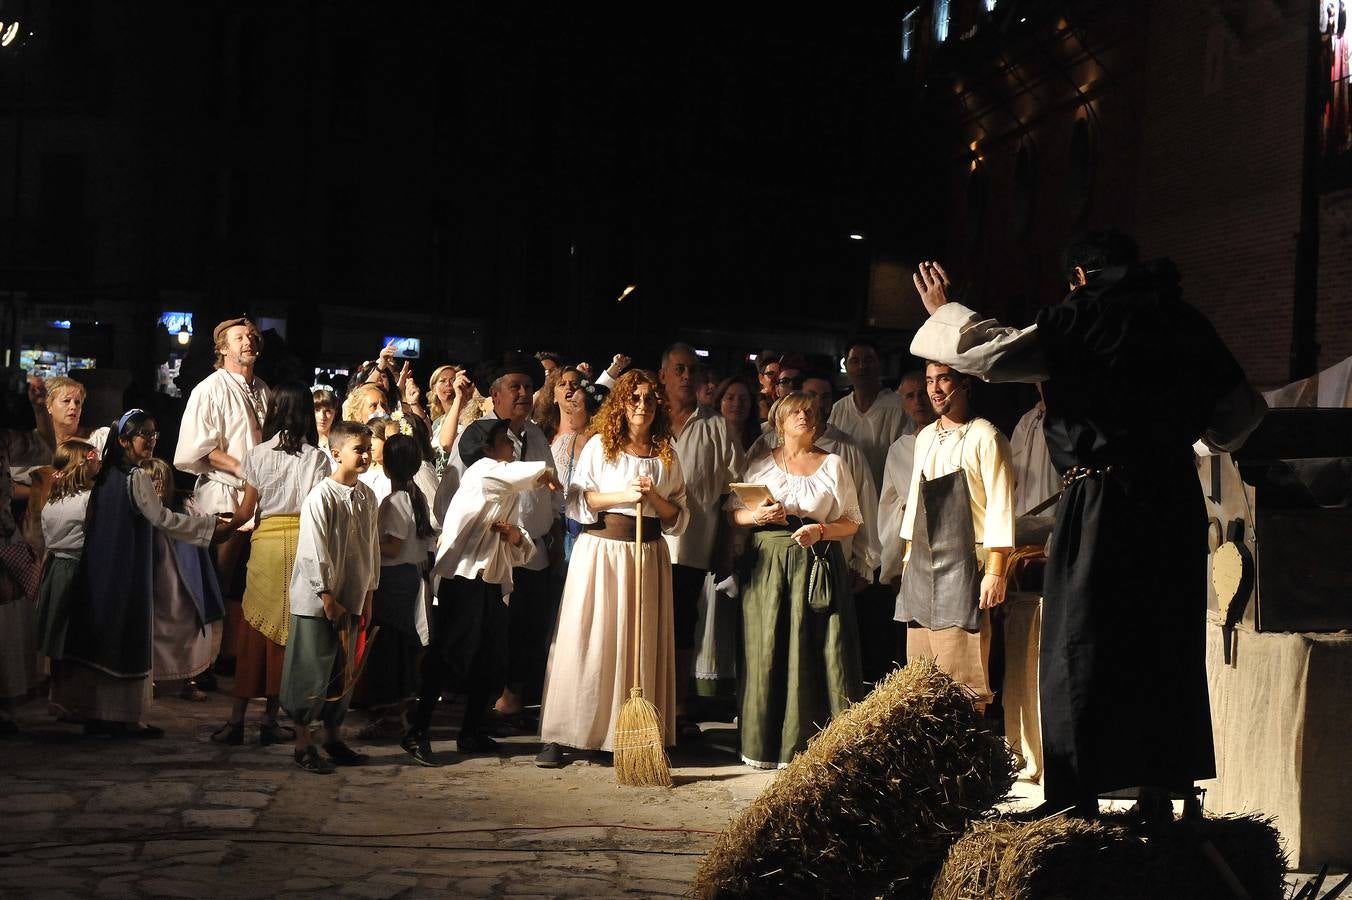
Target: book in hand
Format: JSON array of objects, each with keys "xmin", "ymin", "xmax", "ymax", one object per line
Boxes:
[{"xmin": 730, "ymin": 482, "xmax": 776, "ymax": 508}]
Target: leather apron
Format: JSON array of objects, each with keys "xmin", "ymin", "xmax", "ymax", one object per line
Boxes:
[{"xmin": 895, "ymin": 430, "xmax": 983, "ymax": 632}]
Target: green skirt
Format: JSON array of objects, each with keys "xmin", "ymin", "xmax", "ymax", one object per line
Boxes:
[
  {"xmin": 280, "ymin": 613, "xmax": 358, "ymax": 728},
  {"xmin": 739, "ymin": 529, "xmax": 863, "ymax": 769},
  {"xmin": 35, "ymin": 555, "xmax": 81, "ymax": 659}
]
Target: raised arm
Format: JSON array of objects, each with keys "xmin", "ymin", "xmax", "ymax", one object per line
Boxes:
[{"xmin": 911, "ymin": 261, "xmax": 1048, "ymax": 384}]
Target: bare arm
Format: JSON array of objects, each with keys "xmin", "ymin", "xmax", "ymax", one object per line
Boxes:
[
  {"xmin": 207, "ymin": 448, "xmax": 242, "ymax": 478},
  {"xmin": 437, "ymin": 372, "xmax": 475, "ymax": 452},
  {"xmin": 730, "ymin": 499, "xmax": 788, "ymax": 528},
  {"xmin": 234, "ymin": 482, "xmax": 260, "ymax": 525}
]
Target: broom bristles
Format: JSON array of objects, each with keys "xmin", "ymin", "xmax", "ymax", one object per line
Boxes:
[{"xmin": 614, "ymin": 687, "xmax": 672, "ymax": 788}]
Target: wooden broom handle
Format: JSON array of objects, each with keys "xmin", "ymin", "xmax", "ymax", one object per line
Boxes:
[{"xmin": 632, "ymin": 499, "xmax": 643, "ymax": 692}]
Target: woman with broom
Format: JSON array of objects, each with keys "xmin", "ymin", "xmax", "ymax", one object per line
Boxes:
[
  {"xmin": 536, "ymin": 370, "xmax": 688, "ymax": 769},
  {"xmin": 728, "ymin": 391, "xmax": 865, "ymax": 769}
]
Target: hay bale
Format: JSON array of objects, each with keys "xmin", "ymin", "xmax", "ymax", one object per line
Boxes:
[
  {"xmin": 931, "ymin": 812, "xmax": 1286, "ymax": 900},
  {"xmin": 930, "ymin": 820, "xmax": 1021, "ymax": 900},
  {"xmin": 1148, "ymin": 814, "xmax": 1287, "ymax": 900},
  {"xmin": 691, "ymin": 659, "xmax": 1015, "ymax": 899},
  {"xmin": 994, "ymin": 815, "xmax": 1146, "ymax": 900}
]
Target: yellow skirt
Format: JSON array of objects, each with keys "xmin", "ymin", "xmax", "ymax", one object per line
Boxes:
[{"xmin": 242, "ymin": 515, "xmax": 300, "ymax": 647}]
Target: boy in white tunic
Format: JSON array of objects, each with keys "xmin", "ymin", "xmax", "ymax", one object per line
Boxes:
[
  {"xmin": 402, "ymin": 419, "xmax": 560, "ymax": 766},
  {"xmin": 280, "ymin": 420, "xmax": 381, "ymax": 775}
]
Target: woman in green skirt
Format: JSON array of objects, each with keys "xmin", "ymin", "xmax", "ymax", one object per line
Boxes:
[{"xmin": 728, "ymin": 392, "xmax": 865, "ymax": 769}]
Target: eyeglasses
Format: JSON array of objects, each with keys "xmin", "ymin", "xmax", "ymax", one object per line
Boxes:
[
  {"xmin": 775, "ymin": 378, "xmax": 795, "ymax": 386},
  {"xmin": 627, "ymin": 394, "xmax": 658, "ymax": 407},
  {"xmin": 134, "ymin": 430, "xmax": 159, "ymax": 440}
]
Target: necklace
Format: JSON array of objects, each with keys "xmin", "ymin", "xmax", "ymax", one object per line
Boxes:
[{"xmin": 934, "ymin": 419, "xmax": 968, "ymax": 445}]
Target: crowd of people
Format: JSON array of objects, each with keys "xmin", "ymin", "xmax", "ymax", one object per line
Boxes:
[
  {"xmin": 0, "ymin": 233, "xmax": 1264, "ymax": 816},
  {"xmin": 0, "ymin": 314, "xmax": 1055, "ymax": 775}
]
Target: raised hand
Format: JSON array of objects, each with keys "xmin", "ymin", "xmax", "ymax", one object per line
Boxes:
[{"xmin": 913, "ymin": 260, "xmax": 953, "ymax": 316}]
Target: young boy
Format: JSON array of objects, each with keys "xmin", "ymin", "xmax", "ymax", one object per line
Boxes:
[
  {"xmin": 280, "ymin": 420, "xmax": 382, "ymax": 774},
  {"xmin": 402, "ymin": 418, "xmax": 560, "ymax": 766}
]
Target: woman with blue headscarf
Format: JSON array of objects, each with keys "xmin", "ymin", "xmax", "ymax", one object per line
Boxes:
[{"xmin": 54, "ymin": 409, "xmax": 237, "ymax": 737}]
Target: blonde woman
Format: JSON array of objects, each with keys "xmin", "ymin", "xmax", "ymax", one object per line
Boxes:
[
  {"xmin": 727, "ymin": 391, "xmax": 864, "ymax": 769},
  {"xmin": 427, "ymin": 365, "xmax": 475, "ymax": 477}
]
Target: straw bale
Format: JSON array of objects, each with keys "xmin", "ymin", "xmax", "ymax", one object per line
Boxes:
[
  {"xmin": 930, "ymin": 812, "xmax": 1286, "ymax": 900},
  {"xmin": 691, "ymin": 659, "xmax": 1016, "ymax": 899}
]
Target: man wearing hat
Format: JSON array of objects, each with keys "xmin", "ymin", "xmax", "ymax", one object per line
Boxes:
[
  {"xmin": 174, "ymin": 317, "xmax": 271, "ymax": 674},
  {"xmin": 439, "ymin": 352, "xmax": 560, "ymax": 717}
]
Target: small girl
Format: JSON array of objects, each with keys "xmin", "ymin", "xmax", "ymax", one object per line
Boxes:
[
  {"xmin": 359, "ymin": 433, "xmax": 435, "ymax": 738},
  {"xmin": 35, "ymin": 440, "xmax": 100, "ymax": 668},
  {"xmin": 358, "ymin": 417, "xmax": 396, "ymax": 505},
  {"xmin": 313, "ymin": 388, "xmax": 338, "ymax": 454},
  {"xmin": 140, "ymin": 457, "xmax": 225, "ymax": 702}
]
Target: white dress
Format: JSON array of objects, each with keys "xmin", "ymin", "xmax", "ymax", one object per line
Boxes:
[{"xmin": 539, "ymin": 442, "xmax": 689, "ymax": 751}]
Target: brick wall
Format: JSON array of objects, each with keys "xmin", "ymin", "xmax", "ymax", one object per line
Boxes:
[{"xmin": 1135, "ymin": 1, "xmax": 1309, "ymax": 388}]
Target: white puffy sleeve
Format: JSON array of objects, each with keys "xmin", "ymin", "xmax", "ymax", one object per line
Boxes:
[
  {"xmin": 910, "ymin": 303, "xmax": 1048, "ymax": 384},
  {"xmin": 567, "ymin": 440, "xmax": 605, "ymax": 525},
  {"xmin": 660, "ymin": 452, "xmax": 689, "ymax": 537},
  {"xmin": 173, "ymin": 379, "xmax": 224, "ymax": 476},
  {"xmin": 840, "ymin": 443, "xmax": 879, "ymax": 579},
  {"xmin": 128, "ymin": 469, "xmax": 217, "ymax": 547},
  {"xmin": 290, "ymin": 489, "xmax": 333, "ymax": 615},
  {"xmin": 378, "ymin": 492, "xmax": 413, "ymax": 542},
  {"xmin": 826, "ymin": 455, "xmax": 862, "ymax": 526},
  {"xmin": 977, "ymin": 428, "xmax": 1017, "ymax": 550},
  {"xmin": 878, "ymin": 436, "xmax": 915, "ymax": 583},
  {"xmin": 481, "ymin": 461, "xmax": 548, "ymax": 495}
]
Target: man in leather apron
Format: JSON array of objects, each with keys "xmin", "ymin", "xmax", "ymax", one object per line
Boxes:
[{"xmin": 896, "ymin": 363, "xmax": 1016, "ymax": 712}]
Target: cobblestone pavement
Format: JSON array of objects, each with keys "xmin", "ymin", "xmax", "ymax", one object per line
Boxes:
[
  {"xmin": 0, "ymin": 688, "xmax": 775, "ymax": 899},
  {"xmin": 0, "ymin": 688, "xmax": 1337, "ymax": 898}
]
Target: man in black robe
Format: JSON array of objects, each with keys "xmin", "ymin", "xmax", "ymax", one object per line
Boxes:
[{"xmin": 909, "ymin": 230, "xmax": 1266, "ymax": 818}]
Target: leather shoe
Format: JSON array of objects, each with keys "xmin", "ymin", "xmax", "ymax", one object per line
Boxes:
[
  {"xmin": 401, "ymin": 730, "xmax": 440, "ymax": 767},
  {"xmin": 534, "ymin": 742, "xmax": 565, "ymax": 768},
  {"xmin": 456, "ymin": 732, "xmax": 501, "ymax": 755},
  {"xmin": 322, "ymin": 740, "xmax": 369, "ymax": 766}
]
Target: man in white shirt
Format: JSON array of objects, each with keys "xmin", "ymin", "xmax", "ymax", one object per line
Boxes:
[
  {"xmin": 174, "ymin": 317, "xmax": 271, "ymax": 675},
  {"xmin": 879, "ymin": 374, "xmax": 936, "ymax": 586},
  {"xmin": 659, "ymin": 343, "xmax": 743, "ymax": 734},
  {"xmin": 1009, "ymin": 386, "xmax": 1061, "ymax": 516},
  {"xmin": 895, "ymin": 370, "xmax": 928, "ymax": 437},
  {"xmin": 444, "ymin": 354, "xmax": 560, "ymax": 716},
  {"xmin": 896, "ymin": 362, "xmax": 1015, "ymax": 712},
  {"xmin": 828, "ymin": 339, "xmax": 911, "ymax": 489}
]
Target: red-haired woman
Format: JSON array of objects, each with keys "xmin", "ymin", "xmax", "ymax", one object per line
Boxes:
[{"xmin": 535, "ymin": 370, "xmax": 688, "ymax": 768}]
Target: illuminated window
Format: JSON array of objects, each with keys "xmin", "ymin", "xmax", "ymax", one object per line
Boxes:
[
  {"xmin": 934, "ymin": 0, "xmax": 950, "ymax": 42},
  {"xmin": 985, "ymin": 0, "xmax": 998, "ymax": 11},
  {"xmin": 902, "ymin": 10, "xmax": 918, "ymax": 61}
]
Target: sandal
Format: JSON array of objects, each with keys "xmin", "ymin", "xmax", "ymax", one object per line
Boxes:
[
  {"xmin": 322, "ymin": 740, "xmax": 369, "ymax": 766},
  {"xmin": 210, "ymin": 721, "xmax": 245, "ymax": 745},
  {"xmin": 258, "ymin": 722, "xmax": 295, "ymax": 746},
  {"xmin": 294, "ymin": 746, "xmax": 335, "ymax": 775}
]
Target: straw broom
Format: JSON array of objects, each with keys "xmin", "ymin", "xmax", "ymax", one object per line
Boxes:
[{"xmin": 614, "ymin": 500, "xmax": 672, "ymax": 787}]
